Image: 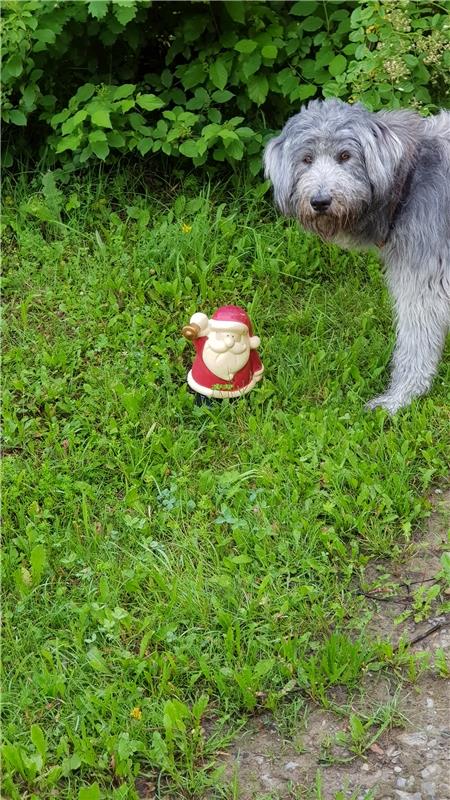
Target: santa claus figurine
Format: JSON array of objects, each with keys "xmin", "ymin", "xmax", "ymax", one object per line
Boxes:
[{"xmin": 182, "ymin": 305, "xmax": 264, "ymax": 399}]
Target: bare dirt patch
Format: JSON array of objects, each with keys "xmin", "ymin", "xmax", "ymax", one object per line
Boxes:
[{"xmin": 220, "ymin": 490, "xmax": 450, "ymax": 799}]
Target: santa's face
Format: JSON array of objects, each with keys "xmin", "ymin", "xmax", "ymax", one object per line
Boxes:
[{"xmin": 203, "ymin": 329, "xmax": 250, "ymax": 380}]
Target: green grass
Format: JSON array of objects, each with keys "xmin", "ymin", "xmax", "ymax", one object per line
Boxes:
[{"xmin": 2, "ymin": 168, "xmax": 449, "ymax": 799}]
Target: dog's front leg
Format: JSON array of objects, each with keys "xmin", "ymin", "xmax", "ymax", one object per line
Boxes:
[{"xmin": 367, "ymin": 263, "xmax": 449, "ymax": 413}]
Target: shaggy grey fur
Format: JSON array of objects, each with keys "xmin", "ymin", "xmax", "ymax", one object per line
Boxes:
[{"xmin": 264, "ymin": 99, "xmax": 450, "ymax": 412}]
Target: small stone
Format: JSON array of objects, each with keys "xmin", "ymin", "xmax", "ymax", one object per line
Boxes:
[
  {"xmin": 406, "ymin": 777, "xmax": 416, "ymax": 790},
  {"xmin": 426, "ymin": 697, "xmax": 434, "ymax": 708},
  {"xmin": 261, "ymin": 773, "xmax": 278, "ymax": 790},
  {"xmin": 255, "ymin": 755, "xmax": 264, "ymax": 765},
  {"xmin": 284, "ymin": 761, "xmax": 299, "ymax": 771},
  {"xmin": 394, "ymin": 766, "xmax": 402, "ymax": 773},
  {"xmin": 399, "ymin": 732, "xmax": 427, "ymax": 747},
  {"xmin": 421, "ymin": 764, "xmax": 440, "ymax": 779},
  {"xmin": 361, "ymin": 763, "xmax": 370, "ymax": 771},
  {"xmin": 395, "ymin": 792, "xmax": 422, "ymax": 800},
  {"xmin": 396, "ymin": 777, "xmax": 407, "ymax": 788},
  {"xmin": 421, "ymin": 781, "xmax": 436, "ymax": 797}
]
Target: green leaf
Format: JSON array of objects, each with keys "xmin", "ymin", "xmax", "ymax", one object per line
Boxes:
[
  {"xmin": 62, "ymin": 753, "xmax": 82, "ymax": 776},
  {"xmin": 117, "ymin": 99, "xmax": 135, "ymax": 113},
  {"xmin": 211, "ymin": 89, "xmax": 234, "ymax": 103},
  {"xmin": 179, "ymin": 140, "xmax": 200, "ymax": 158},
  {"xmin": 136, "ymin": 94, "xmax": 164, "ymax": 111},
  {"xmin": 56, "ymin": 134, "xmax": 82, "ymax": 153},
  {"xmin": 235, "ymin": 40, "xmax": 257, "ymax": 54},
  {"xmin": 42, "ymin": 171, "xmax": 63, "ymax": 215},
  {"xmin": 22, "ymin": 85, "xmax": 37, "ymax": 109},
  {"xmin": 292, "ymin": 83, "xmax": 317, "ymax": 101},
  {"xmin": 161, "ymin": 69, "xmax": 172, "ymax": 88},
  {"xmin": 224, "ymin": 139, "xmax": 244, "ymax": 160},
  {"xmin": 235, "ymin": 126, "xmax": 255, "ymax": 139},
  {"xmin": 247, "ymin": 74, "xmax": 269, "ymax": 106},
  {"xmin": 62, "ymin": 110, "xmax": 87, "ymax": 135},
  {"xmin": 89, "ymin": 130, "xmax": 108, "ymax": 143},
  {"xmin": 2, "ymin": 149, "xmax": 13, "ymax": 168},
  {"xmin": 209, "ymin": 58, "xmax": 228, "ymax": 91},
  {"xmin": 179, "ymin": 63, "xmax": 206, "ymax": 90},
  {"xmin": 301, "ymin": 16, "xmax": 324, "ymax": 31},
  {"xmin": 88, "ymin": 1, "xmax": 109, "ymax": 19},
  {"xmin": 128, "ymin": 112, "xmax": 146, "ymax": 130},
  {"xmin": 91, "ymin": 109, "xmax": 112, "ymax": 128},
  {"xmin": 329, "ymin": 54, "xmax": 347, "ymax": 77},
  {"xmin": 241, "ymin": 51, "xmax": 261, "ymax": 79},
  {"xmin": 186, "ymin": 87, "xmax": 210, "ymax": 110},
  {"xmin": 9, "ymin": 110, "xmax": 27, "ymax": 126},
  {"xmin": 113, "ymin": 84, "xmax": 136, "ymax": 100},
  {"xmin": 231, "ymin": 554, "xmax": 252, "ymax": 564},
  {"xmin": 137, "ymin": 139, "xmax": 153, "ymax": 156},
  {"xmin": 183, "ymin": 14, "xmax": 208, "ymax": 42},
  {"xmin": 51, "ymin": 109, "xmax": 71, "ymax": 127},
  {"xmin": 107, "ymin": 131, "xmax": 126, "ymax": 147},
  {"xmin": 224, "ymin": 0, "xmax": 245, "ymax": 23},
  {"xmin": 208, "ymin": 108, "xmax": 222, "ymax": 124},
  {"xmin": 33, "ymin": 29, "xmax": 56, "ymax": 47},
  {"xmin": 73, "ymin": 84, "xmax": 96, "ymax": 104},
  {"xmin": 262, "ymin": 45, "xmax": 277, "ymax": 59},
  {"xmin": 86, "ymin": 646, "xmax": 109, "ymax": 672},
  {"xmin": 201, "ymin": 123, "xmax": 221, "ymax": 141},
  {"xmin": 31, "ymin": 725, "xmax": 47, "ymax": 761},
  {"xmin": 7, "ymin": 54, "xmax": 23, "ymax": 78},
  {"xmin": 90, "ymin": 139, "xmax": 110, "ymax": 160},
  {"xmin": 79, "ymin": 145, "xmax": 92, "ymax": 163},
  {"xmin": 290, "ymin": 1, "xmax": 318, "ymax": 15},
  {"xmin": 30, "ymin": 545, "xmax": 46, "ymax": 583},
  {"xmin": 113, "ymin": 1, "xmax": 137, "ymax": 26},
  {"xmin": 79, "ymin": 784, "xmax": 101, "ymax": 800},
  {"xmin": 277, "ymin": 69, "xmax": 298, "ymax": 94}
]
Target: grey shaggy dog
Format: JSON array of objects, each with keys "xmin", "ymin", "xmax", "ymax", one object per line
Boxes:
[{"xmin": 264, "ymin": 99, "xmax": 450, "ymax": 413}]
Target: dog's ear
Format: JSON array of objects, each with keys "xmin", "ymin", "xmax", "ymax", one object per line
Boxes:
[
  {"xmin": 360, "ymin": 118, "xmax": 407, "ymax": 200},
  {"xmin": 264, "ymin": 135, "xmax": 295, "ymax": 216}
]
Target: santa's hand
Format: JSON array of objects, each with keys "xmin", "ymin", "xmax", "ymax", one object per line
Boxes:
[
  {"xmin": 182, "ymin": 312, "xmax": 209, "ymax": 341},
  {"xmin": 190, "ymin": 313, "xmax": 209, "ymax": 332}
]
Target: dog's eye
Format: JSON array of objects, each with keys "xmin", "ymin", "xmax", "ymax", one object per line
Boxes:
[
  {"xmin": 302, "ymin": 155, "xmax": 313, "ymax": 165},
  {"xmin": 338, "ymin": 151, "xmax": 351, "ymax": 162}
]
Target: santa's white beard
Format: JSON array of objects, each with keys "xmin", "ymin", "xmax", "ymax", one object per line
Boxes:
[{"xmin": 203, "ymin": 341, "xmax": 250, "ymax": 381}]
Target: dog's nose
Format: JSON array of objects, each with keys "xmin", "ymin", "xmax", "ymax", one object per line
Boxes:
[{"xmin": 310, "ymin": 193, "xmax": 332, "ymax": 212}]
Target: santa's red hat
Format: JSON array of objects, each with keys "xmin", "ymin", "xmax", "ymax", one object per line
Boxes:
[
  {"xmin": 188, "ymin": 306, "xmax": 260, "ymax": 349},
  {"xmin": 209, "ymin": 305, "xmax": 253, "ymax": 335}
]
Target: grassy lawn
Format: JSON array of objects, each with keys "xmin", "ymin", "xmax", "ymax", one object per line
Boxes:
[{"xmin": 2, "ymin": 169, "xmax": 449, "ymax": 799}]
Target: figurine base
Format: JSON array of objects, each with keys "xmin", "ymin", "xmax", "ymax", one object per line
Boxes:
[
  {"xmin": 187, "ymin": 368, "xmax": 264, "ymax": 400},
  {"xmin": 189, "ymin": 388, "xmax": 238, "ymax": 406}
]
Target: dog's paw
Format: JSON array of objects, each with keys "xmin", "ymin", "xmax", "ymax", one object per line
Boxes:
[{"xmin": 365, "ymin": 394, "xmax": 404, "ymax": 414}]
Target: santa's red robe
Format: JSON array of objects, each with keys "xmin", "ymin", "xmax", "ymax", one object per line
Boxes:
[{"xmin": 188, "ymin": 336, "xmax": 264, "ymax": 398}]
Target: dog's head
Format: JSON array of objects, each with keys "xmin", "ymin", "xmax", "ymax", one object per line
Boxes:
[{"xmin": 264, "ymin": 99, "xmax": 412, "ymax": 241}]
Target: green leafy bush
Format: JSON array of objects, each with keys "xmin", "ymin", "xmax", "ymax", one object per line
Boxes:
[{"xmin": 2, "ymin": 0, "xmax": 449, "ymax": 171}]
